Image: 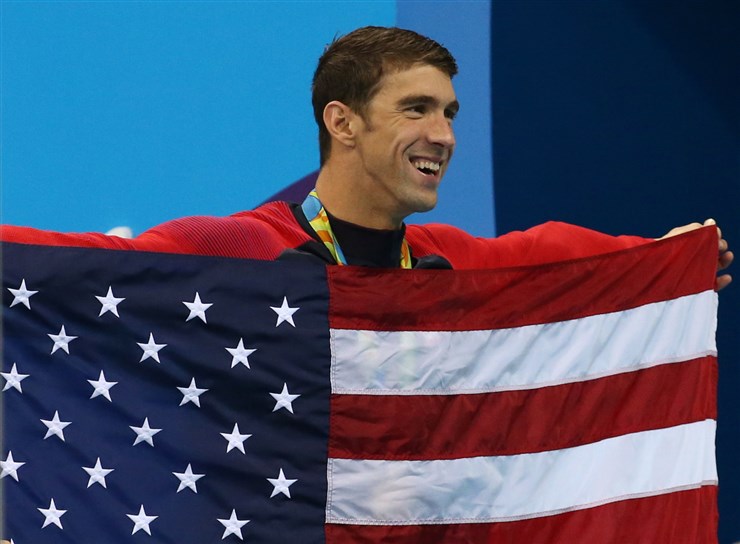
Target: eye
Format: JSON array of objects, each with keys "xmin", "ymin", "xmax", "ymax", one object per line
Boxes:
[{"xmin": 406, "ymin": 105, "xmax": 426, "ymax": 116}]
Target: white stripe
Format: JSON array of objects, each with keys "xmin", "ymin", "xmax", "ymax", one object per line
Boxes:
[
  {"xmin": 326, "ymin": 420, "xmax": 717, "ymax": 525},
  {"xmin": 331, "ymin": 291, "xmax": 717, "ymax": 394}
]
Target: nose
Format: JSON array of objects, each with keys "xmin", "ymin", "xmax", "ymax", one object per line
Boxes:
[{"xmin": 427, "ymin": 112, "xmax": 456, "ymax": 150}]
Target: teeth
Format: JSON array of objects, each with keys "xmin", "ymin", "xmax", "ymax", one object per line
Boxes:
[{"xmin": 412, "ymin": 160, "xmax": 441, "ymax": 173}]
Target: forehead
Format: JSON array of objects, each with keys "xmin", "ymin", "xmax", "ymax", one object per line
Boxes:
[{"xmin": 370, "ymin": 63, "xmax": 457, "ymax": 106}]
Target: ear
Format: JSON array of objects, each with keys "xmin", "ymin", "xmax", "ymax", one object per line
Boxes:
[{"xmin": 323, "ymin": 101, "xmax": 358, "ymax": 150}]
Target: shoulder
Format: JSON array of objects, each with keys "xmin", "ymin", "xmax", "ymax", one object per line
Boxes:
[
  {"xmin": 406, "ymin": 223, "xmax": 487, "ymax": 268},
  {"xmin": 406, "ymin": 222, "xmax": 471, "ymax": 250}
]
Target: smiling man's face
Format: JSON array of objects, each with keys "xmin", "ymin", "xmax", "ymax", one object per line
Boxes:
[{"xmin": 351, "ymin": 63, "xmax": 459, "ymax": 228}]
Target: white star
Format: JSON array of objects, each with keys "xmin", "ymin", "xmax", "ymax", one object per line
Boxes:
[
  {"xmin": 267, "ymin": 468, "xmax": 298, "ymax": 499},
  {"xmin": 130, "ymin": 417, "xmax": 162, "ymax": 447},
  {"xmin": 95, "ymin": 286, "xmax": 125, "ymax": 317},
  {"xmin": 173, "ymin": 463, "xmax": 205, "ymax": 493},
  {"xmin": 127, "ymin": 505, "xmax": 158, "ymax": 535},
  {"xmin": 270, "ymin": 296, "xmax": 299, "ymax": 327},
  {"xmin": 48, "ymin": 325, "xmax": 77, "ymax": 355},
  {"xmin": 38, "ymin": 498, "xmax": 66, "ymax": 529},
  {"xmin": 183, "ymin": 291, "xmax": 213, "ymax": 323},
  {"xmin": 88, "ymin": 370, "xmax": 117, "ymax": 401},
  {"xmin": 177, "ymin": 377, "xmax": 208, "ymax": 407},
  {"xmin": 137, "ymin": 333, "xmax": 166, "ymax": 363},
  {"xmin": 270, "ymin": 383, "xmax": 300, "ymax": 414},
  {"xmin": 220, "ymin": 423, "xmax": 251, "ymax": 454},
  {"xmin": 82, "ymin": 457, "xmax": 114, "ymax": 488},
  {"xmin": 8, "ymin": 279, "xmax": 38, "ymax": 309},
  {"xmin": 226, "ymin": 338, "xmax": 257, "ymax": 369},
  {"xmin": 41, "ymin": 411, "xmax": 71, "ymax": 441},
  {"xmin": 1, "ymin": 451, "xmax": 26, "ymax": 482},
  {"xmin": 218, "ymin": 509, "xmax": 250, "ymax": 540},
  {"xmin": 1, "ymin": 363, "xmax": 29, "ymax": 393}
]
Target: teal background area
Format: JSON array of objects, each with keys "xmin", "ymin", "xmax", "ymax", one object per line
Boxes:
[
  {"xmin": 1, "ymin": 1, "xmax": 395, "ymax": 233},
  {"xmin": 1, "ymin": 0, "xmax": 495, "ymax": 237}
]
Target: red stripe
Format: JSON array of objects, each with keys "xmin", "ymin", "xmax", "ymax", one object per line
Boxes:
[
  {"xmin": 328, "ymin": 227, "xmax": 717, "ymax": 331},
  {"xmin": 325, "ymin": 485, "xmax": 718, "ymax": 544},
  {"xmin": 329, "ymin": 357, "xmax": 716, "ymax": 460}
]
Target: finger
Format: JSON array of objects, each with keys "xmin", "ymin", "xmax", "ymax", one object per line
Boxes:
[
  {"xmin": 702, "ymin": 219, "xmax": 723, "ymax": 244},
  {"xmin": 660, "ymin": 223, "xmax": 703, "ymax": 239},
  {"xmin": 716, "ymin": 274, "xmax": 732, "ymax": 291},
  {"xmin": 718, "ymin": 250, "xmax": 734, "ymax": 271},
  {"xmin": 704, "ymin": 219, "xmax": 726, "ymax": 250}
]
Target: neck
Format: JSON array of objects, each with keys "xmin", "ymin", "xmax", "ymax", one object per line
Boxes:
[{"xmin": 315, "ymin": 166, "xmax": 404, "ymax": 230}]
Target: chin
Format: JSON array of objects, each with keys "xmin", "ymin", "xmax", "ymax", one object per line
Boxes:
[{"xmin": 411, "ymin": 196, "xmax": 438, "ymax": 215}]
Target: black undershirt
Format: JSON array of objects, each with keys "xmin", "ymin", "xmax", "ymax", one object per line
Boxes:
[{"xmin": 325, "ymin": 210, "xmax": 405, "ymax": 268}]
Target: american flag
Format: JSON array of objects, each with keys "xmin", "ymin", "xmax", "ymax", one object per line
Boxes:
[{"xmin": 1, "ymin": 227, "xmax": 719, "ymax": 542}]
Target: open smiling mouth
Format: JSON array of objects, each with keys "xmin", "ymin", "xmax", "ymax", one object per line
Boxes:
[{"xmin": 411, "ymin": 159, "xmax": 442, "ymax": 176}]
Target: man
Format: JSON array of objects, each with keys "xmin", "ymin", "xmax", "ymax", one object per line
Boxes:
[{"xmin": 1, "ymin": 26, "xmax": 733, "ymax": 280}]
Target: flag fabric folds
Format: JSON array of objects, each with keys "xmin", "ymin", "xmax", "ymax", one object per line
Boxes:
[{"xmin": 1, "ymin": 227, "xmax": 719, "ymax": 543}]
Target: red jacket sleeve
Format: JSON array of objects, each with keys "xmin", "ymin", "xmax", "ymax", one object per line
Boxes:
[
  {"xmin": 0, "ymin": 202, "xmax": 313, "ymax": 260},
  {"xmin": 0, "ymin": 223, "xmax": 198, "ymax": 254},
  {"xmin": 407, "ymin": 221, "xmax": 652, "ymax": 269}
]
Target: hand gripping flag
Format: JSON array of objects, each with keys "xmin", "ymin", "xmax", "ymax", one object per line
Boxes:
[{"xmin": 1, "ymin": 227, "xmax": 719, "ymax": 543}]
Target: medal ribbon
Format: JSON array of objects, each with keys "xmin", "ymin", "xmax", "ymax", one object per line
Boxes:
[{"xmin": 301, "ymin": 189, "xmax": 412, "ymax": 268}]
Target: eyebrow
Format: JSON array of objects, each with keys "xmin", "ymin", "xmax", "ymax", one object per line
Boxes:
[{"xmin": 396, "ymin": 95, "xmax": 460, "ymax": 117}]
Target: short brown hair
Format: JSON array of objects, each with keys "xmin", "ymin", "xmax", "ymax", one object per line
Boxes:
[{"xmin": 312, "ymin": 26, "xmax": 458, "ymax": 165}]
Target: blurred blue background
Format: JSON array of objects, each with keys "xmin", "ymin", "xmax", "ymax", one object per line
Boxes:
[
  {"xmin": 1, "ymin": 0, "xmax": 493, "ymax": 236},
  {"xmin": 2, "ymin": 0, "xmax": 738, "ymax": 540}
]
